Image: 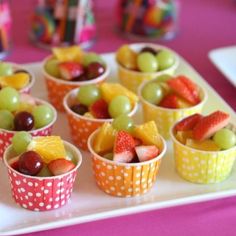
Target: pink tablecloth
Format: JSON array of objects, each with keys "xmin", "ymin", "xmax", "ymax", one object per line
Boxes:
[{"xmin": 5, "ymin": 0, "xmax": 236, "ymax": 235}]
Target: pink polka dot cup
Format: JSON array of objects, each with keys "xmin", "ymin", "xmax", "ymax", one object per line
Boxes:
[{"xmin": 3, "ymin": 140, "xmax": 82, "ymax": 211}]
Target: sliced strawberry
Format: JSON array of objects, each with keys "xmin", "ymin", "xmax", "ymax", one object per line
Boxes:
[
  {"xmin": 192, "ymin": 111, "xmax": 230, "ymax": 141},
  {"xmin": 90, "ymin": 99, "xmax": 110, "ymax": 119},
  {"xmin": 113, "ymin": 131, "xmax": 135, "ymax": 163},
  {"xmin": 159, "ymin": 94, "xmax": 178, "ymax": 109},
  {"xmin": 135, "ymin": 145, "xmax": 159, "ymax": 162},
  {"xmin": 48, "ymin": 158, "xmax": 75, "ymax": 176},
  {"xmin": 58, "ymin": 62, "xmax": 84, "ymax": 80},
  {"xmin": 175, "ymin": 113, "xmax": 203, "ymax": 131}
]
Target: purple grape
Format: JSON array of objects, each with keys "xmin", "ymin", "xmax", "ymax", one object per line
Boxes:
[
  {"xmin": 14, "ymin": 111, "xmax": 34, "ymax": 131},
  {"xmin": 71, "ymin": 104, "xmax": 88, "ymax": 115}
]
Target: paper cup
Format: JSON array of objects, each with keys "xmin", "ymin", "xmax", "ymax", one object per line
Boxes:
[
  {"xmin": 3, "ymin": 141, "xmax": 82, "ymax": 211},
  {"xmin": 63, "ymin": 88, "xmax": 138, "ymax": 151},
  {"xmin": 88, "ymin": 129, "xmax": 166, "ymax": 197},
  {"xmin": 170, "ymin": 123, "xmax": 236, "ymax": 184},
  {"xmin": 116, "ymin": 43, "xmax": 179, "ymax": 93},
  {"xmin": 138, "ymin": 79, "xmax": 208, "ymax": 139},
  {"xmin": 0, "ymin": 98, "xmax": 57, "ymax": 159},
  {"xmin": 43, "ymin": 55, "xmax": 110, "ymax": 112}
]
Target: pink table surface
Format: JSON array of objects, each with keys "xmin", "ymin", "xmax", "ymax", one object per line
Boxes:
[{"xmin": 4, "ymin": 0, "xmax": 236, "ymax": 235}]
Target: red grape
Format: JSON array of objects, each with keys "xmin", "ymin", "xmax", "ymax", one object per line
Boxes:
[
  {"xmin": 70, "ymin": 103, "xmax": 88, "ymax": 115},
  {"xmin": 86, "ymin": 62, "xmax": 105, "ymax": 80},
  {"xmin": 14, "ymin": 111, "xmax": 34, "ymax": 131}
]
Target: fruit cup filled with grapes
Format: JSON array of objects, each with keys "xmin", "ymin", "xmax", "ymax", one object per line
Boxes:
[
  {"xmin": 0, "ymin": 87, "xmax": 57, "ymax": 158},
  {"xmin": 116, "ymin": 43, "xmax": 179, "ymax": 92},
  {"xmin": 138, "ymin": 74, "xmax": 207, "ymax": 139},
  {"xmin": 63, "ymin": 83, "xmax": 139, "ymax": 150},
  {"xmin": 43, "ymin": 46, "xmax": 110, "ymax": 111},
  {"xmin": 88, "ymin": 117, "xmax": 166, "ymax": 197},
  {"xmin": 3, "ymin": 134, "xmax": 82, "ymax": 211},
  {"xmin": 0, "ymin": 62, "xmax": 35, "ymax": 93},
  {"xmin": 170, "ymin": 111, "xmax": 236, "ymax": 184}
]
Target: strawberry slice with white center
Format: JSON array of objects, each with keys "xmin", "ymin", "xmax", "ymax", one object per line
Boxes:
[
  {"xmin": 175, "ymin": 113, "xmax": 203, "ymax": 131},
  {"xmin": 48, "ymin": 158, "xmax": 76, "ymax": 176},
  {"xmin": 135, "ymin": 145, "xmax": 159, "ymax": 162},
  {"xmin": 58, "ymin": 62, "xmax": 84, "ymax": 80},
  {"xmin": 192, "ymin": 111, "xmax": 230, "ymax": 141},
  {"xmin": 113, "ymin": 131, "xmax": 135, "ymax": 163}
]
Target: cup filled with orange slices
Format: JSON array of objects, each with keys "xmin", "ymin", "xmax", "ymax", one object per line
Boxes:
[
  {"xmin": 0, "ymin": 87, "xmax": 57, "ymax": 158},
  {"xmin": 0, "ymin": 62, "xmax": 35, "ymax": 94},
  {"xmin": 3, "ymin": 135, "xmax": 82, "ymax": 211},
  {"xmin": 43, "ymin": 46, "xmax": 110, "ymax": 111},
  {"xmin": 138, "ymin": 75, "xmax": 207, "ymax": 139},
  {"xmin": 116, "ymin": 43, "xmax": 179, "ymax": 92},
  {"xmin": 63, "ymin": 83, "xmax": 139, "ymax": 151},
  {"xmin": 88, "ymin": 116, "xmax": 166, "ymax": 197},
  {"xmin": 170, "ymin": 110, "xmax": 236, "ymax": 184}
]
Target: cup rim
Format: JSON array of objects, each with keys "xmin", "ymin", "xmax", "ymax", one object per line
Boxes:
[
  {"xmin": 87, "ymin": 128, "xmax": 167, "ymax": 167},
  {"xmin": 63, "ymin": 87, "xmax": 139, "ymax": 122},
  {"xmin": 42, "ymin": 55, "xmax": 110, "ymax": 86},
  {"xmin": 0, "ymin": 97, "xmax": 57, "ymax": 134},
  {"xmin": 3, "ymin": 140, "xmax": 83, "ymax": 179}
]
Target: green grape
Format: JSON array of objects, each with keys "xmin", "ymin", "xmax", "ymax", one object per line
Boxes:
[
  {"xmin": 213, "ymin": 128, "xmax": 236, "ymax": 150},
  {"xmin": 103, "ymin": 152, "xmax": 113, "ymax": 160},
  {"xmin": 83, "ymin": 53, "xmax": 105, "ymax": 67},
  {"xmin": 0, "ymin": 62, "xmax": 13, "ymax": 76},
  {"xmin": 0, "ymin": 87, "xmax": 20, "ymax": 112},
  {"xmin": 12, "ymin": 131, "xmax": 32, "ymax": 154},
  {"xmin": 137, "ymin": 52, "xmax": 158, "ymax": 73},
  {"xmin": 142, "ymin": 82, "xmax": 164, "ymax": 104},
  {"xmin": 156, "ymin": 50, "xmax": 175, "ymax": 70},
  {"xmin": 112, "ymin": 114, "xmax": 134, "ymax": 132},
  {"xmin": 37, "ymin": 165, "xmax": 52, "ymax": 177},
  {"xmin": 66, "ymin": 150, "xmax": 77, "ymax": 165},
  {"xmin": 77, "ymin": 85, "xmax": 101, "ymax": 106},
  {"xmin": 45, "ymin": 58, "xmax": 60, "ymax": 77},
  {"xmin": 156, "ymin": 74, "xmax": 172, "ymax": 82},
  {"xmin": 108, "ymin": 95, "xmax": 131, "ymax": 118},
  {"xmin": 32, "ymin": 105, "xmax": 54, "ymax": 129},
  {"xmin": 0, "ymin": 110, "xmax": 14, "ymax": 130}
]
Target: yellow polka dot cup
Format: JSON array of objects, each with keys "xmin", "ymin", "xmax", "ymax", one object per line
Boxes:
[
  {"xmin": 116, "ymin": 43, "xmax": 179, "ymax": 93},
  {"xmin": 88, "ymin": 129, "xmax": 167, "ymax": 197},
  {"xmin": 63, "ymin": 88, "xmax": 138, "ymax": 151},
  {"xmin": 43, "ymin": 56, "xmax": 109, "ymax": 112},
  {"xmin": 138, "ymin": 79, "xmax": 208, "ymax": 139},
  {"xmin": 170, "ymin": 123, "xmax": 236, "ymax": 184}
]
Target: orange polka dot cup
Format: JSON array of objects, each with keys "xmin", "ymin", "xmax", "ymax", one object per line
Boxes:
[
  {"xmin": 88, "ymin": 129, "xmax": 167, "ymax": 197},
  {"xmin": 3, "ymin": 140, "xmax": 82, "ymax": 211},
  {"xmin": 63, "ymin": 88, "xmax": 138, "ymax": 151}
]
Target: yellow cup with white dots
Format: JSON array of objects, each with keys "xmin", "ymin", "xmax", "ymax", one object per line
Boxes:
[
  {"xmin": 170, "ymin": 124, "xmax": 236, "ymax": 184},
  {"xmin": 88, "ymin": 129, "xmax": 167, "ymax": 197}
]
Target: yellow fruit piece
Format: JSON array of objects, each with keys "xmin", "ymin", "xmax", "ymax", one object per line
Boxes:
[
  {"xmin": 186, "ymin": 139, "xmax": 220, "ymax": 151},
  {"xmin": 27, "ymin": 136, "xmax": 67, "ymax": 163},
  {"xmin": 93, "ymin": 123, "xmax": 117, "ymax": 154},
  {"xmin": 0, "ymin": 73, "xmax": 30, "ymax": 90},
  {"xmin": 52, "ymin": 46, "xmax": 84, "ymax": 63},
  {"xmin": 134, "ymin": 121, "xmax": 162, "ymax": 149},
  {"xmin": 100, "ymin": 83, "xmax": 139, "ymax": 106},
  {"xmin": 177, "ymin": 96, "xmax": 192, "ymax": 108},
  {"xmin": 16, "ymin": 102, "xmax": 34, "ymax": 113},
  {"xmin": 84, "ymin": 112, "xmax": 94, "ymax": 118},
  {"xmin": 176, "ymin": 131, "xmax": 193, "ymax": 144}
]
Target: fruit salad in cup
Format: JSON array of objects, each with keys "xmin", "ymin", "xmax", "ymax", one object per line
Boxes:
[
  {"xmin": 138, "ymin": 75, "xmax": 207, "ymax": 138},
  {"xmin": 0, "ymin": 62, "xmax": 35, "ymax": 93},
  {"xmin": 63, "ymin": 83, "xmax": 139, "ymax": 150},
  {"xmin": 87, "ymin": 116, "xmax": 166, "ymax": 197},
  {"xmin": 43, "ymin": 46, "xmax": 109, "ymax": 111},
  {"xmin": 170, "ymin": 111, "xmax": 236, "ymax": 184},
  {"xmin": 116, "ymin": 43, "xmax": 179, "ymax": 92},
  {"xmin": 3, "ymin": 135, "xmax": 82, "ymax": 211}
]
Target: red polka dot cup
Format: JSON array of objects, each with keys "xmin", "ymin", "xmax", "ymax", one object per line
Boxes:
[
  {"xmin": 63, "ymin": 88, "xmax": 139, "ymax": 151},
  {"xmin": 0, "ymin": 98, "xmax": 57, "ymax": 159},
  {"xmin": 88, "ymin": 129, "xmax": 167, "ymax": 197},
  {"xmin": 3, "ymin": 140, "xmax": 82, "ymax": 211},
  {"xmin": 43, "ymin": 56, "xmax": 110, "ymax": 112}
]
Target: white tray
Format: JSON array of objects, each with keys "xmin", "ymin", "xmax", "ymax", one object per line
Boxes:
[{"xmin": 1, "ymin": 53, "xmax": 236, "ymax": 235}]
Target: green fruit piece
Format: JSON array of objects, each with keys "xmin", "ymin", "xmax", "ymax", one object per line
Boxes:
[
  {"xmin": 37, "ymin": 165, "xmax": 53, "ymax": 177},
  {"xmin": 12, "ymin": 131, "xmax": 32, "ymax": 154},
  {"xmin": 32, "ymin": 105, "xmax": 54, "ymax": 128},
  {"xmin": 142, "ymin": 82, "xmax": 164, "ymax": 104},
  {"xmin": 112, "ymin": 114, "xmax": 134, "ymax": 132},
  {"xmin": 213, "ymin": 128, "xmax": 236, "ymax": 150},
  {"xmin": 0, "ymin": 62, "xmax": 13, "ymax": 76},
  {"xmin": 156, "ymin": 50, "xmax": 175, "ymax": 70},
  {"xmin": 156, "ymin": 74, "xmax": 172, "ymax": 82},
  {"xmin": 77, "ymin": 85, "xmax": 101, "ymax": 106},
  {"xmin": 83, "ymin": 52, "xmax": 104, "ymax": 67},
  {"xmin": 137, "ymin": 52, "xmax": 158, "ymax": 73},
  {"xmin": 0, "ymin": 87, "xmax": 20, "ymax": 112},
  {"xmin": 45, "ymin": 58, "xmax": 60, "ymax": 77},
  {"xmin": 0, "ymin": 110, "xmax": 14, "ymax": 130}
]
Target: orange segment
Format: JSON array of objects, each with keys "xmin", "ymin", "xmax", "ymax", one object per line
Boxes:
[
  {"xmin": 0, "ymin": 73, "xmax": 30, "ymax": 89},
  {"xmin": 186, "ymin": 138, "xmax": 220, "ymax": 151},
  {"xmin": 27, "ymin": 136, "xmax": 66, "ymax": 163},
  {"xmin": 176, "ymin": 130, "xmax": 193, "ymax": 144}
]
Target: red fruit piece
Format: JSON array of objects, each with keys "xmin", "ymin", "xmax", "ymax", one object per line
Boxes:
[
  {"xmin": 134, "ymin": 138, "xmax": 142, "ymax": 146},
  {"xmin": 9, "ymin": 156, "xmax": 20, "ymax": 171},
  {"xmin": 135, "ymin": 145, "xmax": 159, "ymax": 162},
  {"xmin": 90, "ymin": 99, "xmax": 110, "ymax": 119},
  {"xmin": 192, "ymin": 111, "xmax": 230, "ymax": 141},
  {"xmin": 175, "ymin": 113, "xmax": 203, "ymax": 131},
  {"xmin": 113, "ymin": 131, "xmax": 135, "ymax": 163},
  {"xmin": 59, "ymin": 62, "xmax": 84, "ymax": 80},
  {"xmin": 48, "ymin": 158, "xmax": 75, "ymax": 176},
  {"xmin": 159, "ymin": 94, "xmax": 178, "ymax": 109}
]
